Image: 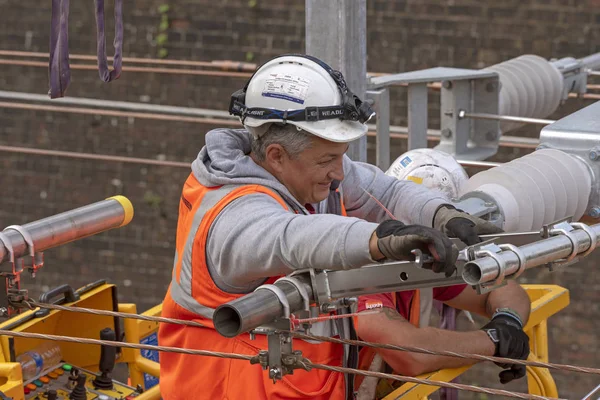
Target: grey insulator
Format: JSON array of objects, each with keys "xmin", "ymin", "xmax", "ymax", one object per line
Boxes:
[
  {"xmin": 484, "ymin": 55, "xmax": 564, "ymax": 133},
  {"xmin": 459, "ymin": 149, "xmax": 592, "ymax": 232}
]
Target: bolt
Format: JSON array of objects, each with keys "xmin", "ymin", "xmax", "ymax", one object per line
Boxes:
[
  {"xmin": 589, "ymin": 207, "xmax": 600, "ymax": 218},
  {"xmin": 486, "ymin": 81, "xmax": 498, "ymax": 92},
  {"xmin": 320, "ymin": 303, "xmax": 337, "ymax": 313},
  {"xmin": 441, "ymin": 128, "xmax": 452, "ymax": 138},
  {"xmin": 442, "ymin": 80, "xmax": 452, "ymax": 89},
  {"xmin": 589, "ymin": 148, "xmax": 600, "ymax": 161},
  {"xmin": 486, "ymin": 131, "xmax": 498, "ymax": 141}
]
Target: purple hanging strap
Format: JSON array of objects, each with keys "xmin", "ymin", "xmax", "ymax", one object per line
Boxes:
[
  {"xmin": 48, "ymin": 0, "xmax": 123, "ymax": 98},
  {"xmin": 48, "ymin": 0, "xmax": 71, "ymax": 98},
  {"xmin": 94, "ymin": 0, "xmax": 123, "ymax": 82}
]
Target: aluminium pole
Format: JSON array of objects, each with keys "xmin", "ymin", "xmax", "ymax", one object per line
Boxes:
[{"xmin": 305, "ymin": 0, "xmax": 368, "ymax": 162}]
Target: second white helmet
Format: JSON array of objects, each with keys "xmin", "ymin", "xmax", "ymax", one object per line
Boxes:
[
  {"xmin": 229, "ymin": 54, "xmax": 375, "ymax": 143},
  {"xmin": 386, "ymin": 148, "xmax": 469, "ymax": 200}
]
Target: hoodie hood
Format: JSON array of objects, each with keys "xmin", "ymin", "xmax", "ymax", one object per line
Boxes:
[{"xmin": 191, "ymin": 128, "xmax": 305, "ymax": 211}]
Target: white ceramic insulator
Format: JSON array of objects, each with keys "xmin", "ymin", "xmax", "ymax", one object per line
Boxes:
[
  {"xmin": 484, "ymin": 55, "xmax": 564, "ymax": 133},
  {"xmin": 459, "ymin": 149, "xmax": 592, "ymax": 232}
]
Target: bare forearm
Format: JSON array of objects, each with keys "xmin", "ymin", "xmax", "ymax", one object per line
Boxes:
[
  {"xmin": 357, "ymin": 310, "xmax": 495, "ymax": 376},
  {"xmin": 485, "ymin": 280, "xmax": 531, "ymax": 324}
]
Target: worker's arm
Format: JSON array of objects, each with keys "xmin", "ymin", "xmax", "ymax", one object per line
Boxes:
[
  {"xmin": 443, "ymin": 281, "xmax": 531, "ymax": 324},
  {"xmin": 340, "ymin": 156, "xmax": 449, "ymax": 227},
  {"xmin": 356, "ymin": 282, "xmax": 531, "ymax": 377},
  {"xmin": 355, "ymin": 307, "xmax": 495, "ymax": 376}
]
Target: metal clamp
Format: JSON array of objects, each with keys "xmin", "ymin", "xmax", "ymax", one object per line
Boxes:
[
  {"xmin": 2, "ymin": 225, "xmax": 44, "ymax": 275},
  {"xmin": 275, "ymin": 277, "xmax": 310, "ymax": 313},
  {"xmin": 4, "ymin": 225, "xmax": 35, "ymax": 258},
  {"xmin": 254, "ymin": 284, "xmax": 290, "ymax": 318},
  {"xmin": 0, "ymin": 232, "xmax": 15, "ymax": 265},
  {"xmin": 474, "ymin": 248, "xmax": 507, "ymax": 287},
  {"xmin": 498, "ymin": 243, "xmax": 527, "ymax": 279},
  {"xmin": 571, "ymin": 222, "xmax": 598, "ymax": 257},
  {"xmin": 547, "ymin": 226, "xmax": 579, "ymax": 264}
]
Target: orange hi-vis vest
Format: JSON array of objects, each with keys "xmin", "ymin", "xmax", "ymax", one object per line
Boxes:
[{"xmin": 159, "ymin": 173, "xmax": 349, "ymax": 400}]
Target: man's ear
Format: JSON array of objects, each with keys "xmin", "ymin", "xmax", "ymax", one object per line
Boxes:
[{"xmin": 264, "ymin": 144, "xmax": 287, "ymax": 173}]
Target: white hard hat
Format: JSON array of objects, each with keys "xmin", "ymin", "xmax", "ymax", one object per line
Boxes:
[
  {"xmin": 386, "ymin": 148, "xmax": 469, "ymax": 200},
  {"xmin": 228, "ymin": 54, "xmax": 375, "ymax": 143}
]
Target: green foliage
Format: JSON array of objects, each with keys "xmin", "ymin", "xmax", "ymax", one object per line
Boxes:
[{"xmin": 156, "ymin": 4, "xmax": 170, "ymax": 59}]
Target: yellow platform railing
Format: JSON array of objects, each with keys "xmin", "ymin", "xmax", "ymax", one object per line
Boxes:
[{"xmin": 383, "ymin": 284, "xmax": 569, "ymax": 399}]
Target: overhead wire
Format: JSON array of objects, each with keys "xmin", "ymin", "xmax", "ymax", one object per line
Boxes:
[
  {"xmin": 0, "ymin": 328, "xmax": 564, "ymax": 400},
  {"xmin": 19, "ymin": 299, "xmax": 600, "ymax": 378}
]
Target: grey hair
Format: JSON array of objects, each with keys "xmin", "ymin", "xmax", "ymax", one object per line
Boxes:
[{"xmin": 250, "ymin": 123, "xmax": 313, "ymax": 162}]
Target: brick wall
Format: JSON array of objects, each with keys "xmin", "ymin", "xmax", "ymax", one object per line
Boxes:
[{"xmin": 1, "ymin": 0, "xmax": 599, "ymax": 397}]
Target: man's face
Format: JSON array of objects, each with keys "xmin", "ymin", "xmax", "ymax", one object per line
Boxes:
[{"xmin": 279, "ymin": 136, "xmax": 348, "ymax": 205}]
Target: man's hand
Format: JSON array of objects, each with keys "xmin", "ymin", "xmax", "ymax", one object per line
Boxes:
[
  {"xmin": 481, "ymin": 312, "xmax": 530, "ymax": 384},
  {"xmin": 374, "ymin": 220, "xmax": 458, "ymax": 277},
  {"xmin": 433, "ymin": 205, "xmax": 504, "ymax": 246}
]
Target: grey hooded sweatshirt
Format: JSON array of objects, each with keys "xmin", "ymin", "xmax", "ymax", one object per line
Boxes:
[{"xmin": 191, "ymin": 128, "xmax": 450, "ymax": 294}]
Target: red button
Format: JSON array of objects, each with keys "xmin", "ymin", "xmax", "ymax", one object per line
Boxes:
[{"xmin": 24, "ymin": 387, "xmax": 31, "ymax": 394}]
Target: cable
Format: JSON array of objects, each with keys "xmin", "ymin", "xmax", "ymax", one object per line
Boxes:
[
  {"xmin": 24, "ymin": 299, "xmax": 205, "ymax": 328},
  {"xmin": 0, "ymin": 328, "xmax": 562, "ymax": 400},
  {"xmin": 20, "ymin": 300, "xmax": 600, "ymax": 377},
  {"xmin": 304, "ymin": 362, "xmax": 562, "ymax": 400},
  {"xmin": 288, "ymin": 331, "xmax": 600, "ymax": 377},
  {"xmin": 0, "ymin": 50, "xmax": 258, "ymax": 70}
]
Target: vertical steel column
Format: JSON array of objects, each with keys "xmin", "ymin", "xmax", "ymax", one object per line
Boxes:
[
  {"xmin": 366, "ymin": 88, "xmax": 390, "ymax": 171},
  {"xmin": 407, "ymin": 83, "xmax": 428, "ymax": 150},
  {"xmin": 306, "ymin": 0, "xmax": 368, "ymax": 162}
]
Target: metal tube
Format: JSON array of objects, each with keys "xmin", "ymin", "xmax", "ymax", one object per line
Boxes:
[
  {"xmin": 460, "ymin": 111, "xmax": 555, "ymax": 126},
  {"xmin": 463, "ymin": 223, "xmax": 600, "ymax": 285},
  {"xmin": 306, "ymin": 0, "xmax": 368, "ymax": 162},
  {"xmin": 0, "ymin": 90, "xmax": 235, "ymax": 120},
  {"xmin": 0, "ymin": 196, "xmax": 133, "ymax": 264},
  {"xmin": 213, "ymin": 276, "xmax": 313, "ymax": 338},
  {"xmin": 580, "ymin": 52, "xmax": 600, "ymax": 71}
]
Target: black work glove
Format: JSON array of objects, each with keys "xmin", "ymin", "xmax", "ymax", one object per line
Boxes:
[
  {"xmin": 433, "ymin": 205, "xmax": 504, "ymax": 246},
  {"xmin": 376, "ymin": 220, "xmax": 459, "ymax": 277},
  {"xmin": 481, "ymin": 313, "xmax": 530, "ymax": 384}
]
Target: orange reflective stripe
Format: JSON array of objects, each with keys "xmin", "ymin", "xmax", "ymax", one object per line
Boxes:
[
  {"xmin": 192, "ymin": 185, "xmax": 289, "ymax": 301},
  {"xmin": 174, "ymin": 173, "xmax": 221, "ymax": 284}
]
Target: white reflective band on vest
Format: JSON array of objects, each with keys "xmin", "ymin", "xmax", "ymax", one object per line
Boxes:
[{"xmin": 169, "ymin": 185, "xmax": 242, "ymax": 319}]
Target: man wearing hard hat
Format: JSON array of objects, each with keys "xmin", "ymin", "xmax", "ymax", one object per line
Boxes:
[{"xmin": 158, "ymin": 54, "xmax": 530, "ymax": 400}]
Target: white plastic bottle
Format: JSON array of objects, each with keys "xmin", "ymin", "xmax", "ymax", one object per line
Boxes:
[{"xmin": 17, "ymin": 342, "xmax": 62, "ymax": 381}]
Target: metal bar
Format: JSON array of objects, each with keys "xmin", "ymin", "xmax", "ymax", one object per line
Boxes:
[
  {"xmin": 0, "ymin": 90, "xmax": 235, "ymax": 119},
  {"xmin": 463, "ymin": 223, "xmax": 600, "ymax": 285},
  {"xmin": 306, "ymin": 0, "xmax": 367, "ymax": 162},
  {"xmin": 460, "ymin": 111, "xmax": 555, "ymax": 126},
  {"xmin": 581, "ymin": 382, "xmax": 600, "ymax": 400},
  {"xmin": 0, "ymin": 90, "xmax": 540, "ymax": 149},
  {"xmin": 323, "ymin": 263, "xmax": 465, "ymax": 299},
  {"xmin": 408, "ymin": 83, "xmax": 428, "ymax": 150},
  {"xmin": 580, "ymin": 52, "xmax": 600, "ymax": 71},
  {"xmin": 457, "ymin": 160, "xmax": 502, "ymax": 169},
  {"xmin": 588, "ymin": 71, "xmax": 600, "ymax": 77},
  {"xmin": 0, "ymin": 197, "xmax": 132, "ymax": 265}
]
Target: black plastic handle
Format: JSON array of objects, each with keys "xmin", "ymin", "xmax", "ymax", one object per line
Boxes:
[
  {"xmin": 99, "ymin": 328, "xmax": 117, "ymax": 373},
  {"xmin": 34, "ymin": 284, "xmax": 81, "ymax": 317}
]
